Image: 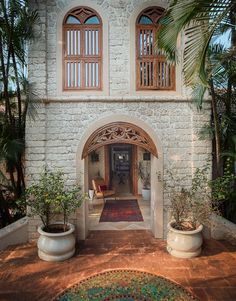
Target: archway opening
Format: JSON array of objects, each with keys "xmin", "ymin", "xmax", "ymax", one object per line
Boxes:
[
  {"xmin": 82, "ymin": 121, "xmax": 157, "ymax": 231},
  {"xmin": 76, "ymin": 116, "xmax": 163, "ymax": 240}
]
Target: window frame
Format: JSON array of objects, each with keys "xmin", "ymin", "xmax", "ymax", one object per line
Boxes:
[
  {"xmin": 135, "ymin": 6, "xmax": 176, "ymax": 91},
  {"xmin": 62, "ymin": 7, "xmax": 103, "ymax": 91}
]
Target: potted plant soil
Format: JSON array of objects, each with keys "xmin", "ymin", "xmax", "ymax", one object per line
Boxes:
[
  {"xmin": 166, "ymin": 167, "xmax": 220, "ymax": 259},
  {"xmin": 25, "ymin": 170, "xmax": 86, "ymax": 262},
  {"xmin": 138, "ymin": 162, "xmax": 151, "ymax": 201}
]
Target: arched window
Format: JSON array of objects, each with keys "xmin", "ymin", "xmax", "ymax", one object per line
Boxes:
[
  {"xmin": 136, "ymin": 7, "xmax": 175, "ymax": 90},
  {"xmin": 63, "ymin": 7, "xmax": 102, "ymax": 90}
]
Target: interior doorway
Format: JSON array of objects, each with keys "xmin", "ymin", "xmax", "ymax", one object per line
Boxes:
[{"xmin": 109, "ymin": 144, "xmax": 132, "ymax": 195}]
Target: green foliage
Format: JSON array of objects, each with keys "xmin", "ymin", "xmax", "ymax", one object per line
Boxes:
[
  {"xmin": 157, "ymin": 0, "xmax": 235, "ymax": 86},
  {"xmin": 168, "ymin": 166, "xmax": 221, "ymax": 230},
  {"xmin": 211, "ymin": 159, "xmax": 236, "ymax": 202},
  {"xmin": 23, "ymin": 170, "xmax": 86, "ymax": 231},
  {"xmin": 158, "ymin": 0, "xmax": 236, "ymax": 178},
  {"xmin": 0, "ymin": 0, "xmax": 39, "ymax": 227},
  {"xmin": 210, "ymin": 158, "xmax": 236, "ymax": 220},
  {"xmin": 222, "ymin": 135, "xmax": 236, "ymax": 162}
]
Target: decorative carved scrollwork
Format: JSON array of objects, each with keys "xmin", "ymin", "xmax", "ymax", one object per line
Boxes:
[{"xmin": 82, "ymin": 122, "xmax": 158, "ymax": 158}]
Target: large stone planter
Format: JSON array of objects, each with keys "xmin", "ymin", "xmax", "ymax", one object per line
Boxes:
[
  {"xmin": 37, "ymin": 223, "xmax": 75, "ymax": 262},
  {"xmin": 167, "ymin": 222, "xmax": 203, "ymax": 259}
]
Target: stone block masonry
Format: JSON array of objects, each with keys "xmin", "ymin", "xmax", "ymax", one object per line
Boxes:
[
  {"xmin": 25, "ymin": 99, "xmax": 211, "ymax": 240},
  {"xmin": 26, "ymin": 0, "xmax": 212, "ymax": 241}
]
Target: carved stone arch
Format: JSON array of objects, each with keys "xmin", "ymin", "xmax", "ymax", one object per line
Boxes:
[{"xmin": 82, "ymin": 121, "xmax": 158, "ymax": 159}]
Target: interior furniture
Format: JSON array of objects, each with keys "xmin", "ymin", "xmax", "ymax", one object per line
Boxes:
[{"xmin": 92, "ymin": 178, "xmax": 115, "ymax": 203}]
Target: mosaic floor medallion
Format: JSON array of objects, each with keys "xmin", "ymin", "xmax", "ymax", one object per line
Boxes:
[{"xmin": 55, "ymin": 270, "xmax": 197, "ymax": 301}]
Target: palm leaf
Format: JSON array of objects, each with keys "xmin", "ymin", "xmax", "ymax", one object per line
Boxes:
[{"xmin": 157, "ymin": 0, "xmax": 235, "ymax": 86}]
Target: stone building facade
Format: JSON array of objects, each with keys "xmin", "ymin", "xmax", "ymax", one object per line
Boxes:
[{"xmin": 26, "ymin": 0, "xmax": 211, "ymax": 241}]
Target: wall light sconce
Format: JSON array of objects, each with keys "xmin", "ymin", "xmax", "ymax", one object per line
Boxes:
[{"xmin": 90, "ymin": 151, "xmax": 99, "ymax": 162}]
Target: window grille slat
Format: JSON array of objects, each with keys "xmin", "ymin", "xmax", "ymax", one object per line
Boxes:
[
  {"xmin": 92, "ymin": 31, "xmax": 95, "ymax": 55},
  {"xmin": 67, "ymin": 62, "xmax": 70, "ymax": 87},
  {"xmin": 157, "ymin": 61, "xmax": 160, "ymax": 87},
  {"xmin": 89, "ymin": 30, "xmax": 91, "ymax": 55},
  {"xmin": 89, "ymin": 62, "xmax": 92, "ymax": 86},
  {"xmin": 85, "ymin": 30, "xmax": 88, "ymax": 55},
  {"xmin": 86, "ymin": 63, "xmax": 88, "ymax": 86},
  {"xmin": 140, "ymin": 62, "xmax": 142, "ymax": 86},
  {"xmin": 142, "ymin": 62, "xmax": 145, "ymax": 86},
  {"xmin": 149, "ymin": 30, "xmax": 152, "ymax": 55},
  {"xmin": 71, "ymin": 62, "xmax": 73, "ymax": 87},
  {"xmin": 67, "ymin": 31, "xmax": 70, "ymax": 55},
  {"xmin": 73, "ymin": 30, "xmax": 76, "ymax": 55},
  {"xmin": 148, "ymin": 61, "xmax": 151, "ymax": 86},
  {"xmin": 77, "ymin": 31, "xmax": 80, "ymax": 55},
  {"xmin": 144, "ymin": 30, "xmax": 146, "ymax": 55},
  {"xmin": 161, "ymin": 62, "xmax": 164, "ymax": 87},
  {"xmin": 74, "ymin": 62, "xmax": 77, "ymax": 86},
  {"xmin": 96, "ymin": 63, "xmax": 99, "ymax": 86},
  {"xmin": 151, "ymin": 62, "xmax": 153, "ymax": 86},
  {"xmin": 95, "ymin": 30, "xmax": 98, "ymax": 55},
  {"xmin": 141, "ymin": 30, "xmax": 144, "ymax": 56},
  {"xmin": 70, "ymin": 30, "xmax": 73, "ymax": 55},
  {"xmin": 78, "ymin": 62, "xmax": 81, "ymax": 87},
  {"xmin": 92, "ymin": 63, "xmax": 95, "ymax": 86},
  {"xmin": 139, "ymin": 31, "xmax": 142, "ymax": 56}
]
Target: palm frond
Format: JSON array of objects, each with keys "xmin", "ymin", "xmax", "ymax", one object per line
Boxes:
[{"xmin": 157, "ymin": 0, "xmax": 235, "ymax": 85}]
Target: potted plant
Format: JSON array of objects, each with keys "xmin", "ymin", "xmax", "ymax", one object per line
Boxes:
[
  {"xmin": 138, "ymin": 162, "xmax": 151, "ymax": 201},
  {"xmin": 166, "ymin": 166, "xmax": 220, "ymax": 258},
  {"xmin": 24, "ymin": 170, "xmax": 86, "ymax": 262}
]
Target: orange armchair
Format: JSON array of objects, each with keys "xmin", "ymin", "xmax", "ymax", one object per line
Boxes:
[{"xmin": 92, "ymin": 178, "xmax": 115, "ymax": 202}]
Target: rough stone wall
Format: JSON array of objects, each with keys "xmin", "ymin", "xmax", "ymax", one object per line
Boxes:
[
  {"xmin": 26, "ymin": 0, "xmax": 212, "ymax": 240},
  {"xmin": 29, "ymin": 0, "xmax": 170, "ymax": 97},
  {"xmin": 26, "ymin": 101, "xmax": 211, "ymax": 240}
]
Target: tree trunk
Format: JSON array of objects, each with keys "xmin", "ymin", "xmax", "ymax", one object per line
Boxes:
[
  {"xmin": 11, "ymin": 46, "xmax": 22, "ymax": 136},
  {"xmin": 210, "ymin": 80, "xmax": 222, "ymax": 177}
]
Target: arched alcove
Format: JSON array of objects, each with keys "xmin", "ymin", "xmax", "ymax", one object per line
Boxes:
[{"xmin": 76, "ymin": 115, "xmax": 164, "ymax": 240}]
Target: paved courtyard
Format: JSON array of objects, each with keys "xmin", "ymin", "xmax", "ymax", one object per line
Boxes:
[{"xmin": 0, "ymin": 230, "xmax": 236, "ymax": 301}]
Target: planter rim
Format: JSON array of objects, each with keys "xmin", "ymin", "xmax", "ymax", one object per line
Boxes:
[
  {"xmin": 168, "ymin": 221, "xmax": 203, "ymax": 235},
  {"xmin": 38, "ymin": 222, "xmax": 75, "ymax": 237}
]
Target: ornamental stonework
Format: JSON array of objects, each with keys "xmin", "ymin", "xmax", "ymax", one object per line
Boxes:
[{"xmin": 82, "ymin": 122, "xmax": 158, "ymax": 158}]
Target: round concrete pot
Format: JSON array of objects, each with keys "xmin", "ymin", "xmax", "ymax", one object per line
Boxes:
[
  {"xmin": 37, "ymin": 223, "xmax": 75, "ymax": 262},
  {"xmin": 167, "ymin": 222, "xmax": 203, "ymax": 259},
  {"xmin": 142, "ymin": 188, "xmax": 150, "ymax": 201}
]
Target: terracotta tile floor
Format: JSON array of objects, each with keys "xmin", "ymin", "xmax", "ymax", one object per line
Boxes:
[{"xmin": 0, "ymin": 230, "xmax": 236, "ymax": 301}]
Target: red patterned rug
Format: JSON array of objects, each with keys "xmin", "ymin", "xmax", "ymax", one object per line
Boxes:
[{"xmin": 99, "ymin": 199, "xmax": 143, "ymax": 222}]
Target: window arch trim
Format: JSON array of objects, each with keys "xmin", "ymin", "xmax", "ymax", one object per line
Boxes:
[{"xmin": 63, "ymin": 6, "xmax": 102, "ymax": 25}]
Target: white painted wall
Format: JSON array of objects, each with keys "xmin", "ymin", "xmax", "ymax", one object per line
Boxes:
[{"xmin": 0, "ymin": 217, "xmax": 28, "ymax": 250}]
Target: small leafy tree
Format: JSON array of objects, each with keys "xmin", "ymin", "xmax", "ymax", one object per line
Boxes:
[
  {"xmin": 24, "ymin": 170, "xmax": 86, "ymax": 232},
  {"xmin": 168, "ymin": 166, "xmax": 221, "ymax": 230}
]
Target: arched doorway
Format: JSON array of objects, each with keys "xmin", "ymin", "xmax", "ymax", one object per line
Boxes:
[{"xmin": 76, "ymin": 115, "xmax": 163, "ymax": 240}]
